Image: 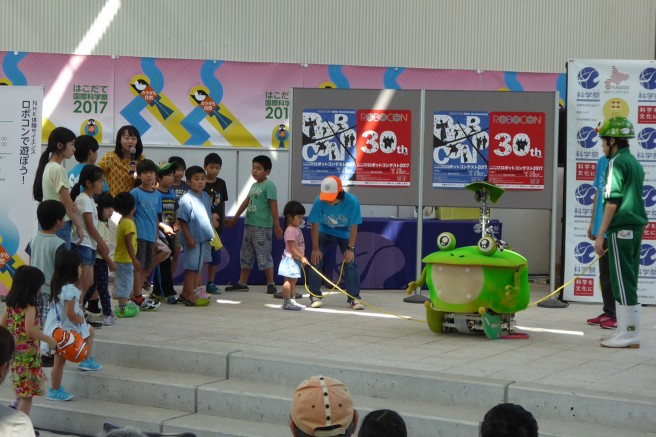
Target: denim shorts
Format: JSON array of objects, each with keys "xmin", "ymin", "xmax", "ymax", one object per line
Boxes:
[
  {"xmin": 72, "ymin": 244, "xmax": 96, "ymax": 265},
  {"xmin": 115, "ymin": 262, "xmax": 134, "ymax": 298},
  {"xmin": 184, "ymin": 241, "xmax": 210, "ymax": 273}
]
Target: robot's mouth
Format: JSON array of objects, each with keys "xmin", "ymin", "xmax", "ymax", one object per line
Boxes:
[{"xmin": 431, "ymin": 264, "xmax": 484, "ymax": 304}]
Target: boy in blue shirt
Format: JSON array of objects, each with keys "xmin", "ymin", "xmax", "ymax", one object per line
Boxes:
[
  {"xmin": 225, "ymin": 155, "xmax": 282, "ymax": 294},
  {"xmin": 67, "ymin": 135, "xmax": 108, "ymax": 191},
  {"xmin": 130, "ymin": 159, "xmax": 166, "ymax": 308},
  {"xmin": 177, "ymin": 166, "xmax": 217, "ymax": 306}
]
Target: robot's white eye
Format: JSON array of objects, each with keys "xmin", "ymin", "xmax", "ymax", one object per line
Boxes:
[
  {"xmin": 437, "ymin": 232, "xmax": 456, "ymax": 251},
  {"xmin": 477, "ymin": 237, "xmax": 497, "ymax": 256}
]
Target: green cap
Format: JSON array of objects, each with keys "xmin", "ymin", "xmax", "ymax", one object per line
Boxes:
[{"xmin": 596, "ymin": 117, "xmax": 635, "ymax": 139}]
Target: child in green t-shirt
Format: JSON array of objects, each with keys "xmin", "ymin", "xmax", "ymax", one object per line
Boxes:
[{"xmin": 225, "ymin": 155, "xmax": 282, "ymax": 293}]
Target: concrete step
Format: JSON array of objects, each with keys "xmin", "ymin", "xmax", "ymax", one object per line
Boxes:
[
  {"xmin": 60, "ymin": 364, "xmax": 224, "ymax": 412},
  {"xmin": 0, "ymin": 387, "xmax": 188, "ymax": 436},
  {"xmin": 162, "ymin": 414, "xmax": 291, "ymax": 437}
]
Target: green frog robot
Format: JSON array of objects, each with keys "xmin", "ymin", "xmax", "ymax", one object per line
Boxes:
[{"xmin": 406, "ymin": 181, "xmax": 530, "ymax": 339}]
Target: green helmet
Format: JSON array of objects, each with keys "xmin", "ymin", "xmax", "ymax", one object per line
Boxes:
[{"xmin": 596, "ymin": 117, "xmax": 635, "ymax": 139}]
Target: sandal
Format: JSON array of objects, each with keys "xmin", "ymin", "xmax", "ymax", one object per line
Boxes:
[
  {"xmin": 176, "ymin": 296, "xmax": 187, "ymax": 304},
  {"xmin": 185, "ymin": 298, "xmax": 210, "ymax": 307}
]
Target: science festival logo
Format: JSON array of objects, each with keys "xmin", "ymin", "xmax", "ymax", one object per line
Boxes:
[
  {"xmin": 574, "ymin": 241, "xmax": 596, "ymax": 265},
  {"xmin": 574, "ymin": 183, "xmax": 596, "ymax": 206},
  {"xmin": 577, "ymin": 67, "xmax": 600, "ymax": 89},
  {"xmin": 603, "ymin": 66, "xmax": 629, "ymax": 91},
  {"xmin": 640, "ymin": 244, "xmax": 656, "ymax": 267},
  {"xmin": 639, "ymin": 67, "xmax": 656, "ymax": 90},
  {"xmin": 643, "ymin": 185, "xmax": 656, "ymax": 208},
  {"xmin": 638, "ymin": 127, "xmax": 656, "ymax": 150},
  {"xmin": 576, "ymin": 126, "xmax": 598, "ymax": 149}
]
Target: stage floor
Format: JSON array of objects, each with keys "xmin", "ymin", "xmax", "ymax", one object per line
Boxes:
[{"xmin": 29, "ymin": 281, "xmax": 656, "ymax": 436}]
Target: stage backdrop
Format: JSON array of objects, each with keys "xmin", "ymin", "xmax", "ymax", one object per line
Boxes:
[
  {"xmin": 0, "ymin": 51, "xmax": 566, "ymax": 147},
  {"xmin": 0, "ymin": 86, "xmax": 43, "ymax": 294},
  {"xmin": 564, "ymin": 59, "xmax": 656, "ymax": 304}
]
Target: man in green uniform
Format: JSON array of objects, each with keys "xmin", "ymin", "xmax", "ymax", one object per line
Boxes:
[{"xmin": 594, "ymin": 116, "xmax": 647, "ymax": 349}]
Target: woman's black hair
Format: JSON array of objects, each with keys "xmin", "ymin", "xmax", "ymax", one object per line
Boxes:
[
  {"xmin": 71, "ymin": 164, "xmax": 104, "ymax": 201},
  {"xmin": 5, "ymin": 266, "xmax": 45, "ymax": 311},
  {"xmin": 114, "ymin": 125, "xmax": 143, "ymax": 158},
  {"xmin": 50, "ymin": 249, "xmax": 81, "ymax": 304},
  {"xmin": 33, "ymin": 127, "xmax": 76, "ymax": 202},
  {"xmin": 282, "ymin": 201, "xmax": 306, "ymax": 229},
  {"xmin": 96, "ymin": 191, "xmax": 114, "ymax": 220}
]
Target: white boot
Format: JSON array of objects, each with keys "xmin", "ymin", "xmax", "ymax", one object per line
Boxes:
[{"xmin": 601, "ymin": 304, "xmax": 640, "ymax": 348}]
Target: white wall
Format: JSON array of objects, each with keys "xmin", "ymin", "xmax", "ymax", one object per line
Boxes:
[{"xmin": 1, "ymin": 0, "xmax": 655, "ymax": 73}]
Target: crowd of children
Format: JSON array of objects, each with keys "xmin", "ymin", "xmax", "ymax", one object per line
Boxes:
[{"xmin": 2, "ymin": 124, "xmax": 336, "ymax": 418}]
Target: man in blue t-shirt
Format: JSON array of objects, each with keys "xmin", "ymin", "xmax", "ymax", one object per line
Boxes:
[{"xmin": 307, "ymin": 176, "xmax": 364, "ymax": 310}]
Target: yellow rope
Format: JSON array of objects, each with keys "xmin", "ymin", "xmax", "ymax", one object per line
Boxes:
[
  {"xmin": 301, "ymin": 262, "xmax": 426, "ymax": 323},
  {"xmin": 528, "ymin": 250, "xmax": 606, "ymax": 307}
]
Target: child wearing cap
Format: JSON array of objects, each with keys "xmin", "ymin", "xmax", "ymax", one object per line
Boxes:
[
  {"xmin": 290, "ymin": 375, "xmax": 358, "ymax": 437},
  {"xmin": 307, "ymin": 176, "xmax": 364, "ymax": 310},
  {"xmin": 130, "ymin": 159, "xmax": 166, "ymax": 310},
  {"xmin": 151, "ymin": 161, "xmax": 178, "ymax": 304},
  {"xmin": 225, "ymin": 155, "xmax": 282, "ymax": 293}
]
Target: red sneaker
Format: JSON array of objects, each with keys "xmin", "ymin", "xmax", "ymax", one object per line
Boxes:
[
  {"xmin": 586, "ymin": 313, "xmax": 611, "ymax": 325},
  {"xmin": 600, "ymin": 317, "xmax": 617, "ymax": 329},
  {"xmin": 131, "ymin": 295, "xmax": 145, "ymax": 306}
]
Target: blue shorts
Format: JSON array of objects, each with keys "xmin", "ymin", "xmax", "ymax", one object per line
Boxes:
[
  {"xmin": 209, "ymin": 246, "xmax": 222, "ymax": 266},
  {"xmin": 278, "ymin": 256, "xmax": 301, "ymax": 279},
  {"xmin": 115, "ymin": 262, "xmax": 134, "ymax": 298},
  {"xmin": 184, "ymin": 241, "xmax": 210, "ymax": 273},
  {"xmin": 72, "ymin": 244, "xmax": 96, "ymax": 265},
  {"xmin": 56, "ymin": 220, "xmax": 72, "ymax": 249}
]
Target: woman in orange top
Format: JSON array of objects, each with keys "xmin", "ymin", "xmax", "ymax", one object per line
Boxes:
[{"xmin": 98, "ymin": 125, "xmax": 145, "ymax": 196}]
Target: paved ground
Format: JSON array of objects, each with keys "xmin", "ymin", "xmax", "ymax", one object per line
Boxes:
[{"xmin": 29, "ymin": 281, "xmax": 656, "ymax": 436}]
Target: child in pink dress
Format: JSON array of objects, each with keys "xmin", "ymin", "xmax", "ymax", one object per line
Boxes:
[{"xmin": 278, "ymin": 201, "xmax": 308, "ymax": 311}]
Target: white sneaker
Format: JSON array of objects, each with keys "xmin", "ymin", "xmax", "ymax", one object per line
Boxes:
[
  {"xmin": 310, "ymin": 296, "xmax": 323, "ymax": 308},
  {"xmin": 282, "ymin": 300, "xmax": 304, "ymax": 311},
  {"xmin": 350, "ymin": 301, "xmax": 365, "ymax": 310},
  {"xmin": 289, "ymin": 299, "xmax": 306, "ymax": 309},
  {"xmin": 103, "ymin": 315, "xmax": 115, "ymax": 326}
]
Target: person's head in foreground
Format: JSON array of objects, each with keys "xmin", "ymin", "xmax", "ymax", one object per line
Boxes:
[
  {"xmin": 357, "ymin": 409, "xmax": 406, "ymax": 437},
  {"xmin": 480, "ymin": 403, "xmax": 538, "ymax": 437},
  {"xmin": 290, "ymin": 375, "xmax": 358, "ymax": 437}
]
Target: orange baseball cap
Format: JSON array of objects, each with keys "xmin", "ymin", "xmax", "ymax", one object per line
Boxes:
[
  {"xmin": 290, "ymin": 375, "xmax": 355, "ymax": 436},
  {"xmin": 319, "ymin": 176, "xmax": 343, "ymax": 202}
]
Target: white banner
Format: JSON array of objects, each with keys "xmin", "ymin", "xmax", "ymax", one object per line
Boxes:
[
  {"xmin": 565, "ymin": 60, "xmax": 656, "ymax": 304},
  {"xmin": 0, "ymin": 86, "xmax": 43, "ymax": 295}
]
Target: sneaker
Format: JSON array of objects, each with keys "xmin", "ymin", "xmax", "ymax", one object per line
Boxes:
[
  {"xmin": 195, "ymin": 287, "xmax": 210, "ymax": 299},
  {"xmin": 267, "ymin": 284, "xmax": 277, "ymax": 295},
  {"xmin": 282, "ymin": 300, "xmax": 304, "ymax": 311},
  {"xmin": 103, "ymin": 315, "xmax": 116, "ymax": 326},
  {"xmin": 206, "ymin": 283, "xmax": 222, "ymax": 294},
  {"xmin": 84, "ymin": 312, "xmax": 103, "ymax": 329},
  {"xmin": 84, "ymin": 310, "xmax": 104, "ymax": 323},
  {"xmin": 600, "ymin": 317, "xmax": 617, "ymax": 329},
  {"xmin": 166, "ymin": 296, "xmax": 178, "ymax": 305},
  {"xmin": 131, "ymin": 295, "xmax": 145, "ymax": 306},
  {"xmin": 289, "ymin": 299, "xmax": 306, "ymax": 309},
  {"xmin": 41, "ymin": 354, "xmax": 54, "ymax": 368},
  {"xmin": 225, "ymin": 283, "xmax": 249, "ymax": 292},
  {"xmin": 9, "ymin": 399, "xmax": 18, "ymax": 409},
  {"xmin": 46, "ymin": 387, "xmax": 74, "ymax": 401},
  {"xmin": 140, "ymin": 299, "xmax": 161, "ymax": 311},
  {"xmin": 350, "ymin": 300, "xmax": 365, "ymax": 310},
  {"xmin": 310, "ymin": 296, "xmax": 323, "ymax": 308},
  {"xmin": 78, "ymin": 357, "xmax": 102, "ymax": 371},
  {"xmin": 587, "ymin": 313, "xmax": 611, "ymax": 325}
]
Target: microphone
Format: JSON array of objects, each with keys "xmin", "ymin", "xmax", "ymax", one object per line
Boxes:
[{"xmin": 129, "ymin": 147, "xmax": 137, "ymax": 176}]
